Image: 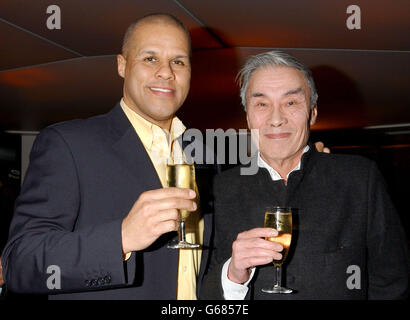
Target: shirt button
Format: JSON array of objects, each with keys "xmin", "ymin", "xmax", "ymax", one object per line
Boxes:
[{"xmin": 183, "ymin": 266, "xmax": 187, "ymax": 273}]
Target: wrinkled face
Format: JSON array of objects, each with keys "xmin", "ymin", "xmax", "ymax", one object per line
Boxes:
[
  {"xmin": 117, "ymin": 21, "xmax": 191, "ymax": 129},
  {"xmin": 246, "ymin": 66, "xmax": 317, "ymax": 166}
]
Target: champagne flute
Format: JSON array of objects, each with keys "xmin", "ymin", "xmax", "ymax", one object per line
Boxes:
[
  {"xmin": 166, "ymin": 156, "xmax": 200, "ymax": 249},
  {"xmin": 262, "ymin": 207, "xmax": 293, "ymax": 294}
]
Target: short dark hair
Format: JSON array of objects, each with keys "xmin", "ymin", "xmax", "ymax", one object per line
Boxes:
[{"xmin": 121, "ymin": 13, "xmax": 192, "ymax": 60}]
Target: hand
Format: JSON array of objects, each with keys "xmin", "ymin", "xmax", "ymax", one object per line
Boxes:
[
  {"xmin": 314, "ymin": 141, "xmax": 330, "ymax": 153},
  {"xmin": 228, "ymin": 228, "xmax": 283, "ymax": 284},
  {"xmin": 0, "ymin": 257, "xmax": 4, "ymax": 287},
  {"xmin": 121, "ymin": 187, "xmax": 197, "ymax": 253}
]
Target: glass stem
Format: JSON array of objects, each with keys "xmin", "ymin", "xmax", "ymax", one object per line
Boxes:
[
  {"xmin": 179, "ymin": 221, "xmax": 186, "ymax": 242},
  {"xmin": 273, "ymin": 265, "xmax": 282, "ymax": 288}
]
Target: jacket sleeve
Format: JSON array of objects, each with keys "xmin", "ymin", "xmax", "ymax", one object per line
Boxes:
[
  {"xmin": 366, "ymin": 161, "xmax": 409, "ymax": 299},
  {"xmin": 2, "ymin": 127, "xmax": 132, "ymax": 294}
]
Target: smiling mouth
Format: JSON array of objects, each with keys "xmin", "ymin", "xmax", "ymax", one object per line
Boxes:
[
  {"xmin": 265, "ymin": 133, "xmax": 291, "ymax": 139},
  {"xmin": 150, "ymin": 87, "xmax": 173, "ymax": 93},
  {"xmin": 148, "ymin": 87, "xmax": 175, "ymax": 98}
]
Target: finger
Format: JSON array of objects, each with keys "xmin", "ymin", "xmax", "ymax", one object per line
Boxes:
[
  {"xmin": 323, "ymin": 147, "xmax": 331, "ymax": 153},
  {"xmin": 235, "ymin": 251, "xmax": 283, "ymax": 269},
  {"xmin": 231, "ymin": 240, "xmax": 283, "ymax": 269},
  {"xmin": 314, "ymin": 141, "xmax": 324, "ymax": 152},
  {"xmin": 152, "ymin": 208, "xmax": 179, "ymax": 224},
  {"xmin": 237, "ymin": 228, "xmax": 278, "ymax": 240},
  {"xmin": 143, "ymin": 187, "xmax": 196, "ymax": 200},
  {"xmin": 153, "ymin": 219, "xmax": 179, "ymax": 236},
  {"xmin": 154, "ymin": 198, "xmax": 197, "ymax": 212},
  {"xmin": 244, "ymin": 256, "xmax": 275, "ymax": 268},
  {"xmin": 261, "ymin": 238, "xmax": 284, "ymax": 252},
  {"xmin": 250, "ymin": 252, "xmax": 283, "ymax": 265},
  {"xmin": 235, "ymin": 237, "xmax": 283, "ymax": 252},
  {"xmin": 245, "ymin": 247, "xmax": 283, "ymax": 259},
  {"xmin": 234, "ymin": 239, "xmax": 284, "ymax": 260},
  {"xmin": 258, "ymin": 256, "xmax": 276, "ymax": 265}
]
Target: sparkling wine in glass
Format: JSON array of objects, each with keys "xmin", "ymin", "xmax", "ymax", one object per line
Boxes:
[
  {"xmin": 166, "ymin": 159, "xmax": 200, "ymax": 249},
  {"xmin": 262, "ymin": 207, "xmax": 293, "ymax": 294}
]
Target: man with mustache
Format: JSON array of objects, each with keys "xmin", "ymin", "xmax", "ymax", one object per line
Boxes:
[{"xmin": 201, "ymin": 51, "xmax": 409, "ymax": 299}]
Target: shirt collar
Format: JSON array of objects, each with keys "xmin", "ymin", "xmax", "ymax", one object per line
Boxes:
[
  {"xmin": 257, "ymin": 145, "xmax": 310, "ymax": 181},
  {"xmin": 120, "ymin": 98, "xmax": 186, "ymax": 150}
]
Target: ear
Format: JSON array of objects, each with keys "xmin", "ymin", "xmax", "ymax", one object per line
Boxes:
[
  {"xmin": 117, "ymin": 54, "xmax": 126, "ymax": 78},
  {"xmin": 309, "ymin": 106, "xmax": 318, "ymax": 126}
]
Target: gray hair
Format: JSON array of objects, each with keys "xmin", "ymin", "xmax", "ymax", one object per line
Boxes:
[{"xmin": 237, "ymin": 50, "xmax": 318, "ymax": 110}]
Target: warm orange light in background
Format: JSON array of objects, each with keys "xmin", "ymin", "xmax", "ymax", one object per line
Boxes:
[{"xmin": 0, "ymin": 68, "xmax": 56, "ymax": 88}]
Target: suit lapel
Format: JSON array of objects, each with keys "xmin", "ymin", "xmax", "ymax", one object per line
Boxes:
[{"xmin": 107, "ymin": 103, "xmax": 162, "ymax": 191}]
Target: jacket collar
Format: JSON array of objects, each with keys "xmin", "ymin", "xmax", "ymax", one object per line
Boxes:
[{"xmin": 106, "ymin": 102, "xmax": 162, "ymax": 191}]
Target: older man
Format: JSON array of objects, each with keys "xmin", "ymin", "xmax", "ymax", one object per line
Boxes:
[{"xmin": 200, "ymin": 51, "xmax": 409, "ymax": 300}]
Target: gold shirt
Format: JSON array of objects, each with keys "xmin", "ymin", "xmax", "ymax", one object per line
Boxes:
[{"xmin": 120, "ymin": 99, "xmax": 203, "ymax": 300}]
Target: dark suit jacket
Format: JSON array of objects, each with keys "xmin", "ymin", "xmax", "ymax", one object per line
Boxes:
[
  {"xmin": 2, "ymin": 103, "xmax": 216, "ymax": 299},
  {"xmin": 200, "ymin": 145, "xmax": 409, "ymax": 300}
]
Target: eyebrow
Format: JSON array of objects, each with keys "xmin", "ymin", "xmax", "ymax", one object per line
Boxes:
[
  {"xmin": 140, "ymin": 50, "xmax": 157, "ymax": 56},
  {"xmin": 249, "ymin": 87, "xmax": 304, "ymax": 99},
  {"xmin": 250, "ymin": 92, "xmax": 265, "ymax": 98},
  {"xmin": 139, "ymin": 50, "xmax": 189, "ymax": 59},
  {"xmin": 173, "ymin": 54, "xmax": 190, "ymax": 60},
  {"xmin": 283, "ymin": 87, "xmax": 304, "ymax": 97}
]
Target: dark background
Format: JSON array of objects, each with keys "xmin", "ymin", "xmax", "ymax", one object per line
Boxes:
[{"xmin": 0, "ymin": 0, "xmax": 409, "ymax": 299}]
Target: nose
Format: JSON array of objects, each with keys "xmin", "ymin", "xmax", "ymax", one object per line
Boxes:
[
  {"xmin": 268, "ymin": 106, "xmax": 286, "ymax": 127},
  {"xmin": 156, "ymin": 62, "xmax": 175, "ymax": 81}
]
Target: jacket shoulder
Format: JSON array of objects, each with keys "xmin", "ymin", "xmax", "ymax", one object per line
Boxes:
[
  {"xmin": 313, "ymin": 151, "xmax": 375, "ymax": 171},
  {"xmin": 35, "ymin": 108, "xmax": 118, "ymax": 148},
  {"xmin": 49, "ymin": 112, "xmax": 109, "ymax": 136}
]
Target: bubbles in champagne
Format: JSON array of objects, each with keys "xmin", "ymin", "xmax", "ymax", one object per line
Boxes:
[
  {"xmin": 166, "ymin": 164, "xmax": 196, "ymax": 221},
  {"xmin": 264, "ymin": 210, "xmax": 292, "ymax": 266}
]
